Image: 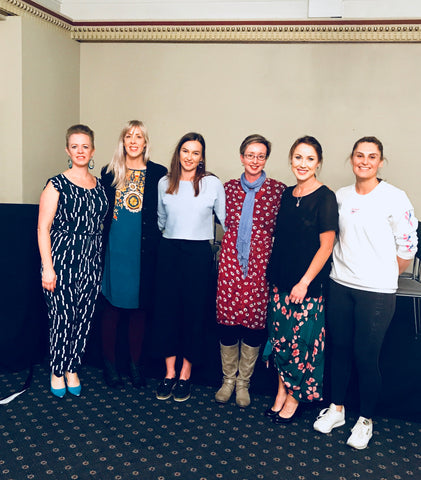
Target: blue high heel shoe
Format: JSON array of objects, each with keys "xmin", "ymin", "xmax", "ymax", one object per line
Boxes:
[
  {"xmin": 65, "ymin": 373, "xmax": 81, "ymax": 396},
  {"xmin": 67, "ymin": 384, "xmax": 81, "ymax": 396},
  {"xmin": 50, "ymin": 374, "xmax": 66, "ymax": 398}
]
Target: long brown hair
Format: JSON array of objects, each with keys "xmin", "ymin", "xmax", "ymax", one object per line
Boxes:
[{"xmin": 166, "ymin": 132, "xmax": 209, "ymax": 197}]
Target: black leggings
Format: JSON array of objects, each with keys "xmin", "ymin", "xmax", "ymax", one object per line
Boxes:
[
  {"xmin": 218, "ymin": 324, "xmax": 265, "ymax": 348},
  {"xmin": 327, "ymin": 280, "xmax": 396, "ymax": 418},
  {"xmin": 101, "ymin": 298, "xmax": 146, "ymax": 365}
]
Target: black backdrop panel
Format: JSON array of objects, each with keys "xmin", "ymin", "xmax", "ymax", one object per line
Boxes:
[
  {"xmin": 0, "ymin": 204, "xmax": 48, "ymax": 371},
  {"xmin": 0, "ymin": 203, "xmax": 419, "ymax": 419}
]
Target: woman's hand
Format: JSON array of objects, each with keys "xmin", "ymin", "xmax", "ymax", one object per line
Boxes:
[
  {"xmin": 42, "ymin": 266, "xmax": 57, "ymax": 292},
  {"xmin": 287, "ymin": 230, "xmax": 336, "ymax": 305},
  {"xmin": 288, "ymin": 281, "xmax": 308, "ymax": 304},
  {"xmin": 397, "ymin": 256, "xmax": 412, "ymax": 275}
]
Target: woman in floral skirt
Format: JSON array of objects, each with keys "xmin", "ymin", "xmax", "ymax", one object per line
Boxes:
[{"xmin": 263, "ymin": 136, "xmax": 338, "ymax": 423}]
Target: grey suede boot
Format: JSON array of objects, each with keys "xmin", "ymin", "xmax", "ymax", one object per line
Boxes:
[
  {"xmin": 236, "ymin": 341, "xmax": 260, "ymax": 407},
  {"xmin": 215, "ymin": 342, "xmax": 239, "ymax": 403}
]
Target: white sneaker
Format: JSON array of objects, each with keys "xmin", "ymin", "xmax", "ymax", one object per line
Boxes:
[
  {"xmin": 313, "ymin": 403, "xmax": 346, "ymax": 433},
  {"xmin": 346, "ymin": 416, "xmax": 373, "ymax": 450}
]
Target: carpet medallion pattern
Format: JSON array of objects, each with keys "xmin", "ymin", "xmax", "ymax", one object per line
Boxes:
[{"xmin": 0, "ymin": 365, "xmax": 420, "ymax": 480}]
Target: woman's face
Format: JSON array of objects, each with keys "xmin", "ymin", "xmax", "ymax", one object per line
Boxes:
[
  {"xmin": 179, "ymin": 140, "xmax": 203, "ymax": 174},
  {"xmin": 240, "ymin": 142, "xmax": 267, "ymax": 181},
  {"xmin": 124, "ymin": 126, "xmax": 146, "ymax": 162},
  {"xmin": 65, "ymin": 133, "xmax": 95, "ymax": 168},
  {"xmin": 290, "ymin": 143, "xmax": 320, "ymax": 182},
  {"xmin": 350, "ymin": 142, "xmax": 383, "ymax": 181}
]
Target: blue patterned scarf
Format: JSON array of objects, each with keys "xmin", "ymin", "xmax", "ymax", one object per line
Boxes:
[{"xmin": 236, "ymin": 171, "xmax": 266, "ymax": 278}]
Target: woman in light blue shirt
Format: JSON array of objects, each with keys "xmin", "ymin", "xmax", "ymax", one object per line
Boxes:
[{"xmin": 153, "ymin": 132, "xmax": 225, "ymax": 403}]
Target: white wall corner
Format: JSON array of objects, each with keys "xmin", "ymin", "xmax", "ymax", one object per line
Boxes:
[
  {"xmin": 308, "ymin": 0, "xmax": 343, "ymax": 18},
  {"xmin": 59, "ymin": 0, "xmax": 309, "ymax": 22},
  {"xmin": 33, "ymin": 0, "xmax": 63, "ymax": 13}
]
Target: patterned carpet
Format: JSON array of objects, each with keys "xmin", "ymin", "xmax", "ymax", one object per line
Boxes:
[{"xmin": 0, "ymin": 365, "xmax": 420, "ymax": 480}]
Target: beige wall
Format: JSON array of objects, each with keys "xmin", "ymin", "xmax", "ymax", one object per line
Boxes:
[
  {"xmin": 80, "ymin": 42, "xmax": 421, "ymax": 215},
  {"xmin": 2, "ymin": 29, "xmax": 420, "ymax": 215},
  {"xmin": 0, "ymin": 17, "xmax": 22, "ymax": 203},
  {"xmin": 22, "ymin": 16, "xmax": 80, "ymax": 203},
  {"xmin": 0, "ymin": 15, "xmax": 79, "ymax": 204}
]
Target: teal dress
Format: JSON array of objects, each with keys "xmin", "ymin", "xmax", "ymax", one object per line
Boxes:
[{"xmin": 102, "ymin": 169, "xmax": 145, "ymax": 309}]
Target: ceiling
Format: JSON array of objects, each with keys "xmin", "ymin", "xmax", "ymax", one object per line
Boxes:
[{"xmin": 32, "ymin": 0, "xmax": 421, "ymax": 22}]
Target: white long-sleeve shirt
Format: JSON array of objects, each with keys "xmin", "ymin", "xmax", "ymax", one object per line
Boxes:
[
  {"xmin": 330, "ymin": 181, "xmax": 418, "ymax": 293},
  {"xmin": 158, "ymin": 175, "xmax": 226, "ymax": 240}
]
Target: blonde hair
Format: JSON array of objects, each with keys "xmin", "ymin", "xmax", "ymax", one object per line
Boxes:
[
  {"xmin": 66, "ymin": 124, "xmax": 94, "ymax": 148},
  {"xmin": 107, "ymin": 120, "xmax": 151, "ymax": 189}
]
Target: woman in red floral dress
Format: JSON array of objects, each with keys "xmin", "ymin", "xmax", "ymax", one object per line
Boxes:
[{"xmin": 215, "ymin": 134, "xmax": 286, "ymax": 407}]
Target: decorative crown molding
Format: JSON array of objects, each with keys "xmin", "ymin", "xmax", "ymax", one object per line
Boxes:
[
  {"xmin": 1, "ymin": 0, "xmax": 421, "ymax": 42},
  {"xmin": 0, "ymin": 0, "xmax": 71, "ymax": 30},
  {"xmin": 70, "ymin": 22, "xmax": 421, "ymax": 43}
]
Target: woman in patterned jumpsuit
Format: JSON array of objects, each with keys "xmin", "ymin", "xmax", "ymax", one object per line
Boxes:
[{"xmin": 38, "ymin": 124, "xmax": 108, "ymax": 398}]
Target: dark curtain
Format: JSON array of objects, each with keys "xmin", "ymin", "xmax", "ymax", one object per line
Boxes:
[
  {"xmin": 0, "ymin": 204, "xmax": 48, "ymax": 372},
  {"xmin": 0, "ymin": 203, "xmax": 419, "ymax": 418}
]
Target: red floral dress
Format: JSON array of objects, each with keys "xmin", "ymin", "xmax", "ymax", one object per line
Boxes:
[{"xmin": 216, "ymin": 178, "xmax": 286, "ymax": 329}]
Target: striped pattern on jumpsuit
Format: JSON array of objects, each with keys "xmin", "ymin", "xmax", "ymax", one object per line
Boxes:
[{"xmin": 43, "ymin": 174, "xmax": 108, "ymax": 376}]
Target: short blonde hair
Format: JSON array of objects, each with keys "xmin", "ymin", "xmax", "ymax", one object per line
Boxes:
[{"xmin": 66, "ymin": 124, "xmax": 95, "ymax": 148}]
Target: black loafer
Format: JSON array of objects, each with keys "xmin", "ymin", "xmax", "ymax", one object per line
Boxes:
[
  {"xmin": 264, "ymin": 407, "xmax": 281, "ymax": 418},
  {"xmin": 156, "ymin": 377, "xmax": 177, "ymax": 400},
  {"xmin": 173, "ymin": 379, "xmax": 191, "ymax": 402}
]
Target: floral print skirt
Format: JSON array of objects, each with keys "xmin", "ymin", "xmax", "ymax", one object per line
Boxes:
[{"xmin": 263, "ymin": 286, "xmax": 325, "ymax": 403}]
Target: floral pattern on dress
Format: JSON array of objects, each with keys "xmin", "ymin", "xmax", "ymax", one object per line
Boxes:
[
  {"xmin": 266, "ymin": 286, "xmax": 325, "ymax": 402},
  {"xmin": 216, "ymin": 178, "xmax": 286, "ymax": 330},
  {"xmin": 113, "ymin": 169, "xmax": 146, "ymax": 220}
]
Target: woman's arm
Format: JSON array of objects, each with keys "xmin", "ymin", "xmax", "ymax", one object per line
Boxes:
[
  {"xmin": 389, "ymin": 188, "xmax": 418, "ymax": 275},
  {"xmin": 213, "ymin": 179, "xmax": 226, "ymax": 232},
  {"xmin": 37, "ymin": 182, "xmax": 59, "ymax": 292},
  {"xmin": 397, "ymin": 256, "xmax": 412, "ymax": 275},
  {"xmin": 288, "ymin": 230, "xmax": 336, "ymax": 304},
  {"xmin": 157, "ymin": 179, "xmax": 167, "ymax": 232}
]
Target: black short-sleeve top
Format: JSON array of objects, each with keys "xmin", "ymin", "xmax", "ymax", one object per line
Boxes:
[{"xmin": 266, "ymin": 185, "xmax": 338, "ymax": 298}]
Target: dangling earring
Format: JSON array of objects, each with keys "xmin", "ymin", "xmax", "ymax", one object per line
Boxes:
[
  {"xmin": 199, "ymin": 161, "xmax": 204, "ymax": 169},
  {"xmin": 68, "ymin": 157, "xmax": 73, "ymax": 169},
  {"xmin": 88, "ymin": 158, "xmax": 95, "ymax": 170}
]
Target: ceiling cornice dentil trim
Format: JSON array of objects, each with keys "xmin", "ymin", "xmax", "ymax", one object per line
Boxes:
[{"xmin": 1, "ymin": 0, "xmax": 421, "ymax": 42}]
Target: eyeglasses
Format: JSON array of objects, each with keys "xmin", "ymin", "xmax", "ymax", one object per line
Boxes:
[{"xmin": 243, "ymin": 153, "xmax": 267, "ymax": 162}]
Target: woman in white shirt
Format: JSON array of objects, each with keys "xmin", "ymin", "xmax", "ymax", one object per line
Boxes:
[
  {"xmin": 153, "ymin": 132, "xmax": 226, "ymax": 402},
  {"xmin": 313, "ymin": 136, "xmax": 418, "ymax": 450}
]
